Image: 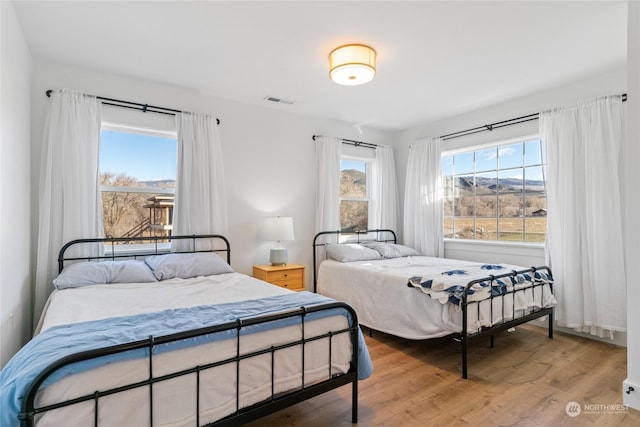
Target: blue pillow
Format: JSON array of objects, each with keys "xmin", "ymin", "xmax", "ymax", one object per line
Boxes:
[
  {"xmin": 361, "ymin": 242, "xmax": 421, "ymax": 258},
  {"xmin": 325, "ymin": 244, "xmax": 382, "ymax": 262},
  {"xmin": 53, "ymin": 260, "xmax": 157, "ymax": 289},
  {"xmin": 145, "ymin": 252, "xmax": 233, "ymax": 280}
]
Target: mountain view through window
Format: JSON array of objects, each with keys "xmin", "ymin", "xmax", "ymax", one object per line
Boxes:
[
  {"xmin": 442, "ymin": 139, "xmax": 547, "ymax": 242},
  {"xmin": 340, "ymin": 159, "xmax": 368, "ymax": 232},
  {"xmin": 99, "ymin": 128, "xmax": 177, "ymax": 240}
]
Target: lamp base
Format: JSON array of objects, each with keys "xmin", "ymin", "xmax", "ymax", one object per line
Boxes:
[{"xmin": 270, "ymin": 247, "xmax": 288, "ymax": 266}]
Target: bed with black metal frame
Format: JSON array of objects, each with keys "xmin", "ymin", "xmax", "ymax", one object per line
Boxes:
[
  {"xmin": 313, "ymin": 229, "xmax": 555, "ymax": 379},
  {"xmin": 8, "ymin": 234, "xmax": 365, "ymax": 427}
]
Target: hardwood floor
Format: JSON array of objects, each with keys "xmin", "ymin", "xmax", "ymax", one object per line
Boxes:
[{"xmin": 246, "ymin": 324, "xmax": 640, "ymax": 426}]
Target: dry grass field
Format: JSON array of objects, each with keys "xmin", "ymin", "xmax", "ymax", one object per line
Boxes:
[{"xmin": 445, "ymin": 217, "xmax": 547, "ymax": 242}]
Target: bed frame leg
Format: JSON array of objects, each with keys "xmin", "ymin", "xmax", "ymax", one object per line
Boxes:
[
  {"xmin": 490, "ymin": 335, "xmax": 495, "ymax": 348},
  {"xmin": 461, "ymin": 337, "xmax": 468, "ymax": 379},
  {"xmin": 548, "ymin": 312, "xmax": 554, "ymax": 339},
  {"xmin": 352, "ymin": 378, "xmax": 358, "ymax": 423}
]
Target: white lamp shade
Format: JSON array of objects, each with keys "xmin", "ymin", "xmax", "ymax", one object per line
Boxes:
[
  {"xmin": 329, "ymin": 44, "xmax": 376, "ymax": 86},
  {"xmin": 262, "ymin": 217, "xmax": 295, "ymax": 242}
]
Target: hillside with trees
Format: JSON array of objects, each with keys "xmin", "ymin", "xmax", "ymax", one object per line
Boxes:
[
  {"xmin": 340, "ymin": 169, "xmax": 367, "ymax": 232},
  {"xmin": 100, "ymin": 173, "xmax": 174, "ymax": 238}
]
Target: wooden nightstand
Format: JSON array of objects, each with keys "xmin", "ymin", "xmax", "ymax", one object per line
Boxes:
[{"xmin": 253, "ymin": 263, "xmax": 305, "ymax": 291}]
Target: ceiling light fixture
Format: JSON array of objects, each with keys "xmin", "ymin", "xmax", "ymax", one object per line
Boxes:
[{"xmin": 329, "ymin": 44, "xmax": 376, "ymax": 86}]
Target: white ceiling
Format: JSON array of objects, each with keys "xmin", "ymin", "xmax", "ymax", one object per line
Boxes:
[{"xmin": 12, "ymin": 1, "xmax": 628, "ymax": 131}]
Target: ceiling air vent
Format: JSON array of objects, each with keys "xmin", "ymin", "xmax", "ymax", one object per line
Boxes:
[{"xmin": 264, "ymin": 96, "xmax": 295, "ymax": 105}]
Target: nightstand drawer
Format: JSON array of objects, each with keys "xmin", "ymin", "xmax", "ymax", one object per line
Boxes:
[
  {"xmin": 270, "ymin": 278, "xmax": 304, "ymax": 290},
  {"xmin": 265, "ymin": 269, "xmax": 303, "ymax": 282}
]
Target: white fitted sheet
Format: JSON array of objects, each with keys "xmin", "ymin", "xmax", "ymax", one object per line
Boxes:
[
  {"xmin": 317, "ymin": 256, "xmax": 555, "ymax": 340},
  {"xmin": 31, "ymin": 273, "xmax": 354, "ymax": 426}
]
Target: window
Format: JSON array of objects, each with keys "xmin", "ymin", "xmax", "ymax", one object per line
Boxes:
[
  {"xmin": 99, "ymin": 125, "xmax": 177, "ymax": 239},
  {"xmin": 442, "ymin": 138, "xmax": 547, "ymax": 243},
  {"xmin": 339, "ymin": 158, "xmax": 369, "ymax": 232}
]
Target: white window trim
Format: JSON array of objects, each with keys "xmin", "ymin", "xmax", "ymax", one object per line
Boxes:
[
  {"xmin": 441, "ymin": 133, "xmax": 540, "ymax": 157},
  {"xmin": 103, "ymin": 242, "xmax": 172, "ymax": 255},
  {"xmin": 101, "ymin": 121, "xmax": 177, "ymax": 140},
  {"xmin": 442, "ymin": 133, "xmax": 547, "ymax": 245},
  {"xmin": 443, "ymin": 236, "xmax": 545, "ymax": 248},
  {"xmin": 100, "ymin": 186, "xmax": 174, "ymax": 195}
]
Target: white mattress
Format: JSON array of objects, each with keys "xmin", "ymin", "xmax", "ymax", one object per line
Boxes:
[
  {"xmin": 37, "ymin": 272, "xmax": 292, "ymax": 333},
  {"xmin": 32, "ymin": 273, "xmax": 353, "ymax": 426},
  {"xmin": 317, "ymin": 256, "xmax": 555, "ymax": 340}
]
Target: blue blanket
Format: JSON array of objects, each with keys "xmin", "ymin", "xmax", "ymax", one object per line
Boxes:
[{"xmin": 0, "ymin": 291, "xmax": 373, "ymax": 426}]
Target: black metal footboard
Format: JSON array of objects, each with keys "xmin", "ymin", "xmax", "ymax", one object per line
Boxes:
[
  {"xmin": 458, "ymin": 266, "xmax": 554, "ymax": 379},
  {"xmin": 311, "ymin": 230, "xmax": 554, "ymax": 380},
  {"xmin": 18, "ymin": 302, "xmax": 360, "ymax": 426}
]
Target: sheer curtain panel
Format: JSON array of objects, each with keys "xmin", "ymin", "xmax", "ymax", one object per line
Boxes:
[
  {"xmin": 173, "ymin": 112, "xmax": 228, "ymax": 250},
  {"xmin": 314, "ymin": 136, "xmax": 341, "ymax": 236},
  {"xmin": 542, "ymin": 95, "xmax": 626, "ymax": 338},
  {"xmin": 34, "ymin": 89, "xmax": 103, "ymax": 321},
  {"xmin": 371, "ymin": 145, "xmax": 399, "ymax": 232},
  {"xmin": 403, "ymin": 138, "xmax": 443, "ymax": 257}
]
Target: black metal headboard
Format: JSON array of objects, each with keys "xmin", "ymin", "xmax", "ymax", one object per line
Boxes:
[
  {"xmin": 58, "ymin": 234, "xmax": 231, "ymax": 273},
  {"xmin": 312, "ymin": 229, "xmax": 397, "ymax": 292}
]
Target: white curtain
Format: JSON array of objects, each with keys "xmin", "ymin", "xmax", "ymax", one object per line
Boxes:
[
  {"xmin": 541, "ymin": 95, "xmax": 626, "ymax": 338},
  {"xmin": 370, "ymin": 145, "xmax": 398, "ymax": 232},
  {"xmin": 34, "ymin": 89, "xmax": 103, "ymax": 321},
  {"xmin": 173, "ymin": 112, "xmax": 228, "ymax": 250},
  {"xmin": 314, "ymin": 136, "xmax": 341, "ymax": 235},
  {"xmin": 403, "ymin": 138, "xmax": 443, "ymax": 256}
]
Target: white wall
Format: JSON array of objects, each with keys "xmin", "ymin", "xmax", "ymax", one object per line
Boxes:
[
  {"xmin": 0, "ymin": 1, "xmax": 33, "ymax": 369},
  {"xmin": 30, "ymin": 60, "xmax": 393, "ymax": 316},
  {"xmin": 624, "ymin": 0, "xmax": 640, "ymax": 411}
]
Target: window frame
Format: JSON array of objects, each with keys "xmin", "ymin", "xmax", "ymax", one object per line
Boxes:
[
  {"xmin": 441, "ymin": 134, "xmax": 547, "ymax": 244},
  {"xmin": 339, "ymin": 155, "xmax": 373, "ymax": 233},
  {"xmin": 99, "ymin": 122, "xmax": 178, "ymax": 248}
]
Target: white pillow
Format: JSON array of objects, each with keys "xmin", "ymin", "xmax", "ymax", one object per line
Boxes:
[
  {"xmin": 145, "ymin": 252, "xmax": 234, "ymax": 280},
  {"xmin": 53, "ymin": 260, "xmax": 157, "ymax": 289},
  {"xmin": 361, "ymin": 242, "xmax": 421, "ymax": 259},
  {"xmin": 325, "ymin": 244, "xmax": 382, "ymax": 262}
]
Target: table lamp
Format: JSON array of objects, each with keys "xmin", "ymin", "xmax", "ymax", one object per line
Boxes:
[{"xmin": 262, "ymin": 217, "xmax": 295, "ymax": 266}]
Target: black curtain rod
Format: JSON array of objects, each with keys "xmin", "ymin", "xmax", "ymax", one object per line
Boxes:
[
  {"xmin": 45, "ymin": 90, "xmax": 220, "ymax": 125},
  {"xmin": 440, "ymin": 113, "xmax": 539, "ymax": 140},
  {"xmin": 312, "ymin": 134, "xmax": 377, "ymax": 149},
  {"xmin": 440, "ymin": 93, "xmax": 627, "ymax": 141}
]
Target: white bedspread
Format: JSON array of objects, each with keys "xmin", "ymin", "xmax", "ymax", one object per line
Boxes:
[
  {"xmin": 37, "ymin": 272, "xmax": 291, "ymax": 333},
  {"xmin": 317, "ymin": 256, "xmax": 556, "ymax": 340}
]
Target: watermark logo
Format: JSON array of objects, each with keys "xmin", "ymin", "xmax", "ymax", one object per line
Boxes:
[
  {"xmin": 565, "ymin": 401, "xmax": 629, "ymax": 417},
  {"xmin": 565, "ymin": 401, "xmax": 581, "ymax": 417}
]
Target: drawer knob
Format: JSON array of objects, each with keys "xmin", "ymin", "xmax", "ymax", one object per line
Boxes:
[{"xmin": 284, "ymin": 273, "xmax": 288, "ymax": 277}]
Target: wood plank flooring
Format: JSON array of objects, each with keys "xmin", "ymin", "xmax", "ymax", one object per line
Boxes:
[{"xmin": 246, "ymin": 324, "xmax": 640, "ymax": 426}]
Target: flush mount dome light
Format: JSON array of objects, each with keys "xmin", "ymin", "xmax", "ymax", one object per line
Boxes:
[{"xmin": 329, "ymin": 44, "xmax": 376, "ymax": 86}]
